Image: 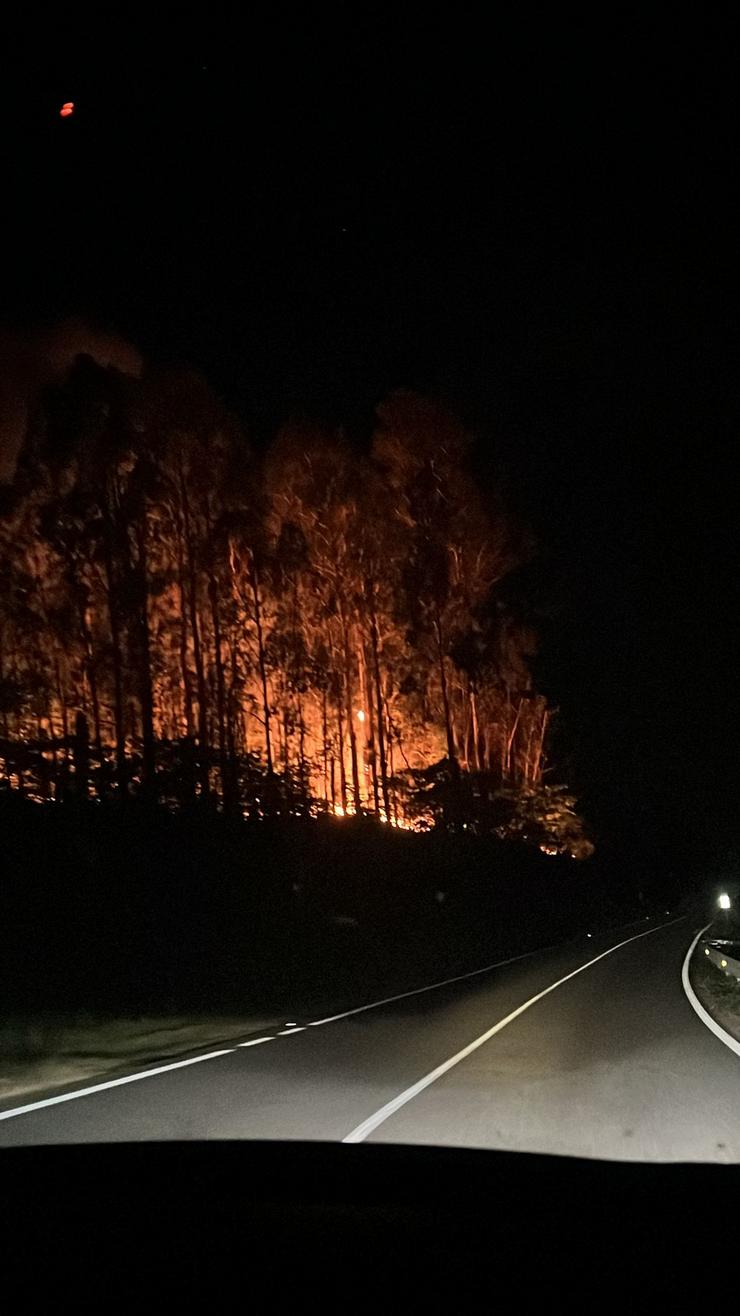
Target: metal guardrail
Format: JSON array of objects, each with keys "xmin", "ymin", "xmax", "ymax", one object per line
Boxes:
[{"xmin": 702, "ymin": 940, "xmax": 740, "ymax": 981}]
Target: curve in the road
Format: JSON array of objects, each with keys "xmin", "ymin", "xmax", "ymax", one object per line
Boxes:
[
  {"xmin": 344, "ymin": 917, "xmax": 684, "ymax": 1143},
  {"xmin": 681, "ymin": 923, "xmax": 740, "ymax": 1060}
]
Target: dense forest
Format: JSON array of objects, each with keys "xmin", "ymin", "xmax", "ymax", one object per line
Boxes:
[{"xmin": 0, "ymin": 356, "xmax": 591, "ymax": 857}]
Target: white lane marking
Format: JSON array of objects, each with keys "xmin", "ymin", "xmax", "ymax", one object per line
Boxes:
[
  {"xmin": 277, "ymin": 1026, "xmax": 306, "ymax": 1035},
  {"xmin": 0, "ymin": 1049, "xmax": 235, "ymax": 1123},
  {"xmin": 681, "ymin": 923, "xmax": 740, "ymax": 1059},
  {"xmin": 343, "ymin": 916, "xmax": 684, "ymax": 1144},
  {"xmin": 237, "ymin": 1037, "xmax": 275, "ymax": 1047},
  {"xmin": 309, "ymin": 946, "xmax": 557, "ymax": 1027}
]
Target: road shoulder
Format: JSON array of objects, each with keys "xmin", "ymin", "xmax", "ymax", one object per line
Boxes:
[{"xmin": 683, "ymin": 925, "xmax": 740, "ymax": 1056}]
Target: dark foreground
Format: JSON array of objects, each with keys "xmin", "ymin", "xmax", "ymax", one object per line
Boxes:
[
  {"xmin": 2, "ymin": 1138, "xmax": 734, "ymax": 1300},
  {"xmin": 1, "ymin": 796, "xmax": 650, "ymax": 1020},
  {"xmin": 3, "ymin": 916, "xmax": 736, "ymax": 1160}
]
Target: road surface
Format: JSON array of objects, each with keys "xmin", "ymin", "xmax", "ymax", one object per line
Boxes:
[{"xmin": 2, "ymin": 915, "xmax": 739, "ymax": 1160}]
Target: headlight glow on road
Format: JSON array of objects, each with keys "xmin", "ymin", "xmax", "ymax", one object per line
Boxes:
[{"xmin": 719, "ymin": 893, "xmax": 731, "ymax": 910}]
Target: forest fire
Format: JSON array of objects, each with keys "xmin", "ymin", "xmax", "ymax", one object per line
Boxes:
[{"xmin": 0, "ymin": 360, "xmax": 590, "ymax": 855}]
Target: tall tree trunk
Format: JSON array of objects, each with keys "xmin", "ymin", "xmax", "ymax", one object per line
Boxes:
[
  {"xmin": 531, "ymin": 705, "xmax": 549, "ymax": 784},
  {"xmin": 506, "ymin": 694, "xmax": 523, "ymax": 780},
  {"xmin": 356, "ymin": 638, "xmax": 376, "ymax": 811},
  {"xmin": 368, "ymin": 599, "xmax": 391, "ymax": 820},
  {"xmin": 0, "ymin": 641, "xmax": 10, "ymax": 786},
  {"xmin": 298, "ymin": 700, "xmax": 307, "ymax": 804},
  {"xmin": 386, "ymin": 704, "xmax": 398, "ymax": 824},
  {"xmin": 55, "ymin": 655, "xmax": 71, "ymax": 762},
  {"xmin": 363, "ymin": 645, "xmax": 380, "ymax": 814},
  {"xmin": 208, "ymin": 571, "xmax": 228, "ymax": 800},
  {"xmin": 36, "ymin": 712, "xmax": 50, "ymax": 799},
  {"xmin": 175, "ymin": 522, "xmax": 195, "ymax": 738},
  {"xmin": 342, "ymin": 615, "xmax": 361, "ymax": 811},
  {"xmin": 469, "ymin": 683, "xmax": 481, "ymax": 772},
  {"xmin": 433, "ymin": 609, "xmax": 457, "ymax": 771},
  {"xmin": 73, "ymin": 711, "xmax": 90, "ymax": 800},
  {"xmin": 102, "ymin": 530, "xmax": 127, "ymax": 793},
  {"xmin": 226, "ymin": 637, "xmax": 239, "ymax": 804},
  {"xmin": 520, "ymin": 707, "xmax": 535, "ymax": 784},
  {"xmin": 180, "ymin": 474, "xmax": 209, "ymax": 795},
  {"xmin": 135, "ymin": 520, "xmax": 156, "ymax": 796},
  {"xmin": 452, "ymin": 689, "xmax": 465, "ymax": 766},
  {"xmin": 46, "ymin": 711, "xmax": 59, "ymax": 776},
  {"xmin": 79, "ymin": 616, "xmax": 103, "ymax": 787},
  {"xmin": 249, "ymin": 556, "xmax": 273, "ymax": 775},
  {"xmin": 322, "ymin": 688, "xmax": 329, "ymax": 810},
  {"xmin": 336, "ymin": 698, "xmax": 347, "ymax": 812}
]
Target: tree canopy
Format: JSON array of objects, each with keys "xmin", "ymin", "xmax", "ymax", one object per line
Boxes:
[{"xmin": 0, "ymin": 358, "xmax": 591, "ymax": 857}]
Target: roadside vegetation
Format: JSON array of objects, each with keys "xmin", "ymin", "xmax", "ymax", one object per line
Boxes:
[{"xmin": 691, "ymin": 929, "xmax": 740, "ymax": 1045}]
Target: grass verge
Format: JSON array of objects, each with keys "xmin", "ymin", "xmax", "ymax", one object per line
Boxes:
[
  {"xmin": 0, "ymin": 1014, "xmax": 280, "ymax": 1104},
  {"xmin": 690, "ymin": 931, "xmax": 740, "ymax": 1045}
]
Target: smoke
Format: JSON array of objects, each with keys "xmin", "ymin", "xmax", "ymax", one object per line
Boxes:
[{"xmin": 0, "ymin": 319, "xmax": 142, "ymax": 482}]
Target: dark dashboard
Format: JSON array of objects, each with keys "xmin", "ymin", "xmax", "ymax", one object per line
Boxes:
[{"xmin": 2, "ymin": 1140, "xmax": 727, "ymax": 1299}]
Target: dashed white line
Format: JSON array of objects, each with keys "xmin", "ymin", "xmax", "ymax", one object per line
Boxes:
[
  {"xmin": 0, "ymin": 1049, "xmax": 236, "ymax": 1123},
  {"xmin": 342, "ymin": 916, "xmax": 684, "ymax": 1144},
  {"xmin": 237, "ymin": 1037, "xmax": 276, "ymax": 1047}
]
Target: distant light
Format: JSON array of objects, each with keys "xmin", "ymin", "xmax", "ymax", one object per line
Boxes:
[
  {"xmin": 586, "ymin": 932, "xmax": 592, "ymax": 938},
  {"xmin": 59, "ymin": 101, "xmax": 74, "ymax": 118},
  {"xmin": 721, "ymin": 959, "xmax": 728, "ymax": 969},
  {"xmin": 705, "ymin": 947, "xmax": 710, "ymax": 954},
  {"xmin": 719, "ymin": 893, "xmax": 731, "ymax": 910},
  {"xmin": 356, "ymin": 709, "xmax": 366, "ymax": 723}
]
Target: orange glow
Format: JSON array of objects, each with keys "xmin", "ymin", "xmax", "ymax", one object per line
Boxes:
[{"xmin": 60, "ymin": 102, "xmax": 74, "ymax": 118}]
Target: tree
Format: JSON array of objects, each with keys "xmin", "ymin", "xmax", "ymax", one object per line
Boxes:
[{"xmin": 0, "ymin": 362, "xmax": 585, "ymax": 845}]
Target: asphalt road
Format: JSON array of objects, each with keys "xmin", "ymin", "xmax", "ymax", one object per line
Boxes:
[{"xmin": 2, "ymin": 915, "xmax": 739, "ymax": 1160}]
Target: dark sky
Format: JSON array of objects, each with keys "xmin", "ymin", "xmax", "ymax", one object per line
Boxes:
[{"xmin": 3, "ymin": 14, "xmax": 739, "ymax": 872}]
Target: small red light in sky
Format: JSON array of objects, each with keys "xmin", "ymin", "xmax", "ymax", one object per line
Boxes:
[{"xmin": 60, "ymin": 102, "xmax": 74, "ymax": 118}]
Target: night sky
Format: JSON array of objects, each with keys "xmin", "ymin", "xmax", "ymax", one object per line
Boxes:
[{"xmin": 3, "ymin": 15, "xmax": 738, "ymax": 875}]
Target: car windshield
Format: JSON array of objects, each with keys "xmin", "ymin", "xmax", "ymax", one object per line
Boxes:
[{"xmin": 1, "ymin": 19, "xmax": 737, "ymax": 1163}]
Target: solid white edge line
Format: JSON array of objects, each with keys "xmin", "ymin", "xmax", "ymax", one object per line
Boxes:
[
  {"xmin": 342, "ymin": 916, "xmax": 684, "ymax": 1144},
  {"xmin": 237, "ymin": 1037, "xmax": 276, "ymax": 1047},
  {"xmin": 277, "ymin": 1027, "xmax": 307, "ymax": 1035},
  {"xmin": 681, "ymin": 923, "xmax": 740, "ymax": 1059},
  {"xmin": 0, "ymin": 1049, "xmax": 236, "ymax": 1123}
]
